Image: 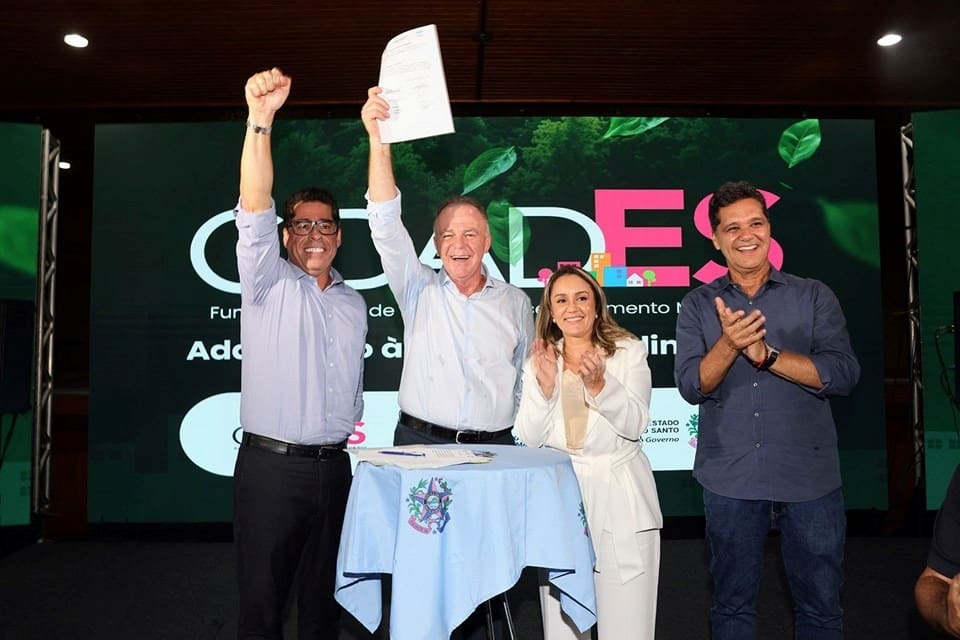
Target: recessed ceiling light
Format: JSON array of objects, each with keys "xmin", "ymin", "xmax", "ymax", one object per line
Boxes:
[
  {"xmin": 58, "ymin": 161, "xmax": 71, "ymax": 170},
  {"xmin": 877, "ymin": 33, "xmax": 903, "ymax": 47},
  {"xmin": 64, "ymin": 33, "xmax": 89, "ymax": 48}
]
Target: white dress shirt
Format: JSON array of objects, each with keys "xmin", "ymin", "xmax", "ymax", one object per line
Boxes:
[{"xmin": 366, "ymin": 191, "xmax": 534, "ymax": 431}]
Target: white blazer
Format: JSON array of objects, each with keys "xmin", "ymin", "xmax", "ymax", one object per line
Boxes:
[{"xmin": 515, "ymin": 337, "xmax": 663, "ymax": 583}]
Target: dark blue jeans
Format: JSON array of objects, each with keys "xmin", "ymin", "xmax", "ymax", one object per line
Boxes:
[{"xmin": 702, "ymin": 487, "xmax": 846, "ymax": 640}]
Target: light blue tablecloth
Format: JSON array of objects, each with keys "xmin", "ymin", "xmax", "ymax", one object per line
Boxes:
[{"xmin": 335, "ymin": 444, "xmax": 597, "ymax": 640}]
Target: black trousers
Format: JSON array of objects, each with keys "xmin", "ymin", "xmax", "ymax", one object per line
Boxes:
[{"xmin": 233, "ymin": 444, "xmax": 351, "ymax": 639}]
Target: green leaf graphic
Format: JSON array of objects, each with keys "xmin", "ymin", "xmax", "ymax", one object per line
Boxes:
[
  {"xmin": 462, "ymin": 146, "xmax": 517, "ymax": 195},
  {"xmin": 687, "ymin": 414, "xmax": 698, "ymax": 436},
  {"xmin": 488, "ymin": 200, "xmax": 531, "ymax": 266},
  {"xmin": 602, "ymin": 117, "xmax": 670, "ymax": 140},
  {"xmin": 817, "ymin": 198, "xmax": 880, "ymax": 267},
  {"xmin": 778, "ymin": 119, "xmax": 821, "ymax": 168},
  {"xmin": 0, "ymin": 205, "xmax": 39, "ymax": 275}
]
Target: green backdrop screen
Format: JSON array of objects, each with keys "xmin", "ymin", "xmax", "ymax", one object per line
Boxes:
[
  {"xmin": 89, "ymin": 116, "xmax": 885, "ymax": 521},
  {"xmin": 0, "ymin": 122, "xmax": 40, "ymax": 528},
  {"xmin": 913, "ymin": 109, "xmax": 960, "ymax": 509}
]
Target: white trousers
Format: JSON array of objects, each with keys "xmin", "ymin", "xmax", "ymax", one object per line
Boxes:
[{"xmin": 540, "ymin": 528, "xmax": 660, "ymax": 640}]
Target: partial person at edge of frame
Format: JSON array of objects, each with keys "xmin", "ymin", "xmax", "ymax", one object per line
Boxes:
[{"xmin": 916, "ymin": 463, "xmax": 960, "ymax": 637}]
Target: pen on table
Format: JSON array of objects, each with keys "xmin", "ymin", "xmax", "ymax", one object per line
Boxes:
[{"xmin": 381, "ymin": 450, "xmax": 426, "ymax": 457}]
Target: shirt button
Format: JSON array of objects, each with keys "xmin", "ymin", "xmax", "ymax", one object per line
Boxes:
[
  {"xmin": 753, "ymin": 382, "xmax": 758, "ymax": 388},
  {"xmin": 329, "ymin": 362, "xmax": 334, "ymax": 367},
  {"xmin": 755, "ymin": 442, "xmax": 761, "ymax": 448},
  {"xmin": 754, "ymin": 412, "xmax": 759, "ymax": 417}
]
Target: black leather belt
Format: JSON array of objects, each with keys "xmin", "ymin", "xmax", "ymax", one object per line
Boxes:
[
  {"xmin": 241, "ymin": 432, "xmax": 346, "ymax": 459},
  {"xmin": 398, "ymin": 412, "xmax": 512, "ymax": 444}
]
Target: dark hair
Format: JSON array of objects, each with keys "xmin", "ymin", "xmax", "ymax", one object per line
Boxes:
[
  {"xmin": 534, "ymin": 266, "xmax": 635, "ymax": 357},
  {"xmin": 282, "ymin": 187, "xmax": 340, "ymax": 222},
  {"xmin": 707, "ymin": 181, "xmax": 768, "ymax": 232},
  {"xmin": 433, "ymin": 195, "xmax": 488, "ymax": 235}
]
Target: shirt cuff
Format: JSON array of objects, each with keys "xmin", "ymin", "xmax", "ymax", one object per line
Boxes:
[
  {"xmin": 235, "ymin": 198, "xmax": 276, "ymax": 218},
  {"xmin": 364, "ymin": 188, "xmax": 402, "ymax": 211}
]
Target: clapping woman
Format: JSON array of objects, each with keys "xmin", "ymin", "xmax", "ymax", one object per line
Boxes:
[{"xmin": 516, "ymin": 266, "xmax": 662, "ymax": 640}]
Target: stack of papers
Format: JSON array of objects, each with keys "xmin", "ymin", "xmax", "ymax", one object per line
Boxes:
[{"xmin": 350, "ymin": 446, "xmax": 495, "ymax": 469}]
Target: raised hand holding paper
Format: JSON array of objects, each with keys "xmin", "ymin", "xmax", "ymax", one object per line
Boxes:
[{"xmin": 377, "ymin": 24, "xmax": 455, "ymax": 143}]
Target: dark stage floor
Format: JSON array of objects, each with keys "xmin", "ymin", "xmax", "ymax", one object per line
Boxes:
[{"xmin": 0, "ymin": 530, "xmax": 944, "ymax": 639}]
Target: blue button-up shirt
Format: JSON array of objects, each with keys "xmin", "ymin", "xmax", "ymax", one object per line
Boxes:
[
  {"xmin": 366, "ymin": 192, "xmax": 533, "ymax": 431},
  {"xmin": 674, "ymin": 268, "xmax": 860, "ymax": 502},
  {"xmin": 236, "ymin": 205, "xmax": 367, "ymax": 445}
]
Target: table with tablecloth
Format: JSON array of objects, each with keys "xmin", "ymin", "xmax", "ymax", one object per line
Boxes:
[{"xmin": 335, "ymin": 444, "xmax": 597, "ymax": 640}]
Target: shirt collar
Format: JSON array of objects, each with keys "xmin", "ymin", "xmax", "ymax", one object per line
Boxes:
[
  {"xmin": 713, "ymin": 264, "xmax": 785, "ymax": 294},
  {"xmin": 438, "ymin": 264, "xmax": 496, "ymax": 293},
  {"xmin": 289, "ymin": 263, "xmax": 343, "ymax": 288}
]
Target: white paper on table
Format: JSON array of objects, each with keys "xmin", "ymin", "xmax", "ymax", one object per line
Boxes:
[
  {"xmin": 376, "ymin": 24, "xmax": 455, "ymax": 144},
  {"xmin": 350, "ymin": 446, "xmax": 493, "ymax": 469}
]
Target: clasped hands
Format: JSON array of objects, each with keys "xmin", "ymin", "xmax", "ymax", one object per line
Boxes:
[
  {"xmin": 714, "ymin": 296, "xmax": 767, "ymax": 364},
  {"xmin": 531, "ymin": 338, "xmax": 606, "ymax": 398}
]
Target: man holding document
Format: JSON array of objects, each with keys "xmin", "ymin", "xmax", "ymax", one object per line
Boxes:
[
  {"xmin": 361, "ymin": 86, "xmax": 533, "ymax": 448},
  {"xmin": 361, "ymin": 84, "xmax": 534, "ymax": 638}
]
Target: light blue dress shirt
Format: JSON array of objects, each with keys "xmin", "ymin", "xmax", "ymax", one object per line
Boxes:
[
  {"xmin": 366, "ymin": 191, "xmax": 534, "ymax": 431},
  {"xmin": 235, "ymin": 205, "xmax": 367, "ymax": 445}
]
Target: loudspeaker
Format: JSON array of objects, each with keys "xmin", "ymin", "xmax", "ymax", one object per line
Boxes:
[{"xmin": 0, "ymin": 299, "xmax": 34, "ymax": 413}]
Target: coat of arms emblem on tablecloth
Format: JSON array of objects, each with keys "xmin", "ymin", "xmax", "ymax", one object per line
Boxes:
[{"xmin": 406, "ymin": 477, "xmax": 453, "ymax": 534}]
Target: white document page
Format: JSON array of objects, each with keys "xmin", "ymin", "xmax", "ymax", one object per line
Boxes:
[
  {"xmin": 377, "ymin": 24, "xmax": 455, "ymax": 144},
  {"xmin": 351, "ymin": 446, "xmax": 493, "ymax": 469}
]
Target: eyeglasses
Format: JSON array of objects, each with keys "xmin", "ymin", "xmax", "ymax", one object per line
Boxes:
[{"xmin": 286, "ymin": 218, "xmax": 340, "ymax": 236}]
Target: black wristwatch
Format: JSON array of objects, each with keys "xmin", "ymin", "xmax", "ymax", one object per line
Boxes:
[{"xmin": 758, "ymin": 345, "xmax": 780, "ymax": 371}]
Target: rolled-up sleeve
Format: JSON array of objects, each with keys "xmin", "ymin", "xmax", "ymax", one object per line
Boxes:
[{"xmin": 808, "ymin": 282, "xmax": 860, "ymax": 397}]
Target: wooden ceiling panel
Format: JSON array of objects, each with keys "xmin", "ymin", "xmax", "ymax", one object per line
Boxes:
[{"xmin": 2, "ymin": 0, "xmax": 958, "ymax": 117}]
